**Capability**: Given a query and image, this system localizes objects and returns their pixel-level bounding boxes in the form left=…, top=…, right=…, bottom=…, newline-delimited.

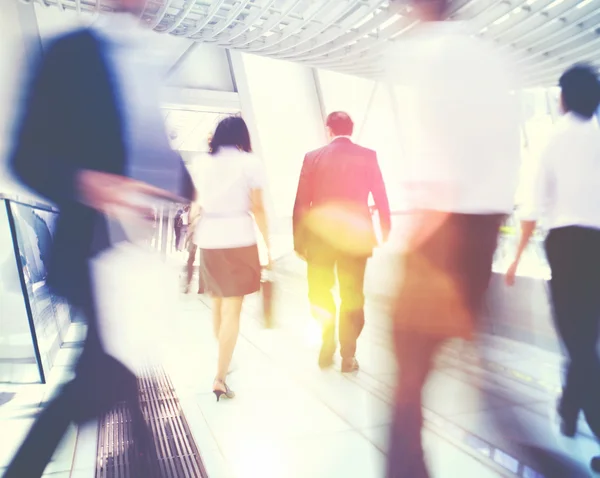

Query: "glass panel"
left=8, top=202, right=75, bottom=376
left=0, top=200, right=40, bottom=384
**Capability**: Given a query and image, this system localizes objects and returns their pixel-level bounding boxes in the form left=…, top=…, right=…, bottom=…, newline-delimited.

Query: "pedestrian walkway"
left=166, top=296, right=505, bottom=478
left=0, top=323, right=97, bottom=478
left=1, top=251, right=598, bottom=477
left=162, top=254, right=598, bottom=478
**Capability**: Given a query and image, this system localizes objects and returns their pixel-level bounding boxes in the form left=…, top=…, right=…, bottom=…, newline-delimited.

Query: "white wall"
left=34, top=4, right=235, bottom=93
left=0, top=1, right=41, bottom=199
left=231, top=52, right=326, bottom=218
left=166, top=44, right=236, bottom=93
left=317, top=69, right=407, bottom=211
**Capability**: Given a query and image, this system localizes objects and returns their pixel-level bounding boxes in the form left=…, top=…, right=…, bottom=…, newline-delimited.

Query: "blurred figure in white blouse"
left=192, top=116, right=271, bottom=402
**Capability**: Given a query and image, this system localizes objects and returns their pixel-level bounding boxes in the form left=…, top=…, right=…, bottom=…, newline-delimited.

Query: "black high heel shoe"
left=213, top=380, right=235, bottom=402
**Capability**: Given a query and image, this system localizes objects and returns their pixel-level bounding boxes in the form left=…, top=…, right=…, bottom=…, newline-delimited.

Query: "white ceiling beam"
left=24, top=0, right=599, bottom=88
left=273, top=3, right=394, bottom=60
left=245, top=1, right=347, bottom=53
left=215, top=0, right=278, bottom=45
left=224, top=0, right=305, bottom=48
left=504, top=3, right=600, bottom=55
left=256, top=1, right=370, bottom=56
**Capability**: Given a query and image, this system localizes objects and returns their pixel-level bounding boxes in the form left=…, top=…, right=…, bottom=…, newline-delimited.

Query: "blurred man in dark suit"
left=4, top=0, right=194, bottom=476
left=293, top=112, right=391, bottom=373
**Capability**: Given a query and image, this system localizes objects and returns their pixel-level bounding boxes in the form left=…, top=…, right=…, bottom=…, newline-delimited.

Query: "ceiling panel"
left=21, top=0, right=600, bottom=87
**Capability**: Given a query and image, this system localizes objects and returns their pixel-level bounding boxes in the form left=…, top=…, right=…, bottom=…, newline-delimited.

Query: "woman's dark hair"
left=209, top=116, right=252, bottom=155
left=559, top=64, right=600, bottom=119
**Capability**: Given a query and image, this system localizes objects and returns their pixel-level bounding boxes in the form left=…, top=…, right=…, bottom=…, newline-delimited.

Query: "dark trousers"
left=186, top=243, right=204, bottom=293
left=545, top=226, right=600, bottom=439
left=387, top=212, right=503, bottom=478
left=4, top=280, right=157, bottom=478
left=177, top=226, right=188, bottom=251
left=174, top=226, right=182, bottom=251
left=307, top=241, right=368, bottom=360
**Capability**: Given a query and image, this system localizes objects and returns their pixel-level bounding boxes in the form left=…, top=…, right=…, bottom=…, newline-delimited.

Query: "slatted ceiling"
left=26, top=0, right=600, bottom=86
left=96, top=367, right=208, bottom=478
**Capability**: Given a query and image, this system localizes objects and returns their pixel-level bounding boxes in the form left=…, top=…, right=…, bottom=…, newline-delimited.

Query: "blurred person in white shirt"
left=382, top=1, right=539, bottom=477
left=384, top=1, right=592, bottom=475
left=507, top=64, right=600, bottom=474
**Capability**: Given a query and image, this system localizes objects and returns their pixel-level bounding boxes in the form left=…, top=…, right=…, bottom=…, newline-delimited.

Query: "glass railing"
left=0, top=195, right=77, bottom=384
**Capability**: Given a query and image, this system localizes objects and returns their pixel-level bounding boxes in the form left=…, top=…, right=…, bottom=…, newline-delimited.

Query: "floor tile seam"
left=187, top=301, right=554, bottom=415
left=190, top=400, right=231, bottom=470
left=437, top=355, right=562, bottom=396
left=229, top=315, right=380, bottom=443
left=0, top=408, right=43, bottom=421
left=328, top=355, right=554, bottom=477
left=66, top=424, right=81, bottom=478
left=275, top=266, right=561, bottom=353
left=441, top=397, right=572, bottom=431
left=234, top=300, right=395, bottom=368
left=232, top=304, right=538, bottom=474
left=185, top=300, right=541, bottom=476
left=234, top=282, right=560, bottom=385
left=210, top=427, right=363, bottom=448
left=234, top=320, right=396, bottom=402
left=431, top=365, right=556, bottom=404
left=513, top=401, right=598, bottom=442
left=420, top=422, right=513, bottom=478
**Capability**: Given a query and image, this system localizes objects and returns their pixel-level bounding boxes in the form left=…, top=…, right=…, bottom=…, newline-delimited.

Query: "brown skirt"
left=200, top=245, right=261, bottom=298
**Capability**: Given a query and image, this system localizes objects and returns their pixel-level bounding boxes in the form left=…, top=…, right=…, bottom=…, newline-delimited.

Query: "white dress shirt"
left=383, top=21, right=521, bottom=214
left=92, top=14, right=178, bottom=189
left=193, top=148, right=267, bottom=249
left=520, top=113, right=600, bottom=231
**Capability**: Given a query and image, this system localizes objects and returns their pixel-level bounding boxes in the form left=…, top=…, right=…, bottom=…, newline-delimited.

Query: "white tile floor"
left=2, top=250, right=599, bottom=478
left=165, top=293, right=515, bottom=478
left=0, top=325, right=85, bottom=478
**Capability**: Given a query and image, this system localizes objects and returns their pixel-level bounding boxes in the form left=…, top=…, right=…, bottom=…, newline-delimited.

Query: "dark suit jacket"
left=293, top=137, right=391, bottom=258
left=10, top=29, right=194, bottom=306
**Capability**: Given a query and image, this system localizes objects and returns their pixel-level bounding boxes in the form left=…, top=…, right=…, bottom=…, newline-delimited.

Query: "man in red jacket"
left=293, top=111, right=391, bottom=373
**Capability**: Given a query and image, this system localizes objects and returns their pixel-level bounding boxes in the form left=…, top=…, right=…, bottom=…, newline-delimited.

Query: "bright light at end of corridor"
left=306, top=320, right=322, bottom=347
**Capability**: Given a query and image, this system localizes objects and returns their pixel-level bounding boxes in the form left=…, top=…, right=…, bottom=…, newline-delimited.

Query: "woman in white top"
left=506, top=64, right=600, bottom=472
left=192, top=116, right=271, bottom=401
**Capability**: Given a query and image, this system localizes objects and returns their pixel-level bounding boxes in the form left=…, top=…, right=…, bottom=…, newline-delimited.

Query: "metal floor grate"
left=96, top=367, right=208, bottom=478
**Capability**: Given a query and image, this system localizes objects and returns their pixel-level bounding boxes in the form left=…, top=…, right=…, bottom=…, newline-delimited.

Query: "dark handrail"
left=0, top=193, right=58, bottom=213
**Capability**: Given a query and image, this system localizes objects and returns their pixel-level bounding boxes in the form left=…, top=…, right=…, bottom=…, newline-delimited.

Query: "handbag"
left=261, top=268, right=274, bottom=328
left=90, top=202, right=181, bottom=375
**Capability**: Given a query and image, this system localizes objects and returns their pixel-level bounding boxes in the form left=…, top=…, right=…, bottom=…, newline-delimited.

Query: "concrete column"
left=0, top=0, right=42, bottom=198
left=229, top=51, right=326, bottom=219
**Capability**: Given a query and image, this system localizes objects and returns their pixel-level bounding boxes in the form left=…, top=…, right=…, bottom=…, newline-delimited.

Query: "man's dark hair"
left=326, top=112, right=354, bottom=137
left=209, top=116, right=252, bottom=155
left=559, top=64, right=600, bottom=119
